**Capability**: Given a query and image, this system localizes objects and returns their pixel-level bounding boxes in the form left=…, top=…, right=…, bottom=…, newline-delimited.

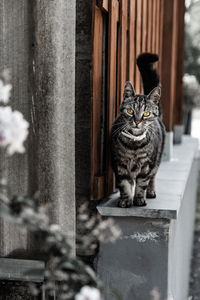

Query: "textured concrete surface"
left=163, top=131, right=173, bottom=161
left=96, top=136, right=199, bottom=300
left=30, top=0, right=76, bottom=241
left=189, top=171, right=200, bottom=300
left=96, top=217, right=170, bottom=300
left=98, top=136, right=198, bottom=220
left=168, top=157, right=199, bottom=300
left=0, top=0, right=76, bottom=251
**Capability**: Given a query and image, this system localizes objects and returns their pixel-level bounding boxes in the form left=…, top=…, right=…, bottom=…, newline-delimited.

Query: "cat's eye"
left=143, top=112, right=150, bottom=117
left=127, top=108, right=134, bottom=115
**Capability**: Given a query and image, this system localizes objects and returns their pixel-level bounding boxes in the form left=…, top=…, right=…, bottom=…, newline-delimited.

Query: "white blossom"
left=75, top=286, right=101, bottom=300
left=0, top=80, right=12, bottom=104
left=0, top=106, right=29, bottom=155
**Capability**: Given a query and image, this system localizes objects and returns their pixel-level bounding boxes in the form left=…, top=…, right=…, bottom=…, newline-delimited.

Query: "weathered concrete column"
left=30, top=0, right=76, bottom=243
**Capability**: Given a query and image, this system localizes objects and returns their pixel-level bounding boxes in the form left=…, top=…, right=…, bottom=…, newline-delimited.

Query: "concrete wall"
left=96, top=217, right=170, bottom=300
left=0, top=0, right=76, bottom=254
left=168, top=158, right=199, bottom=299
left=30, top=0, right=76, bottom=239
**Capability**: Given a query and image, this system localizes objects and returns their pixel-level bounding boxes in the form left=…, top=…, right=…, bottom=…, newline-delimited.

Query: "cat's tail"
left=136, top=53, right=160, bottom=95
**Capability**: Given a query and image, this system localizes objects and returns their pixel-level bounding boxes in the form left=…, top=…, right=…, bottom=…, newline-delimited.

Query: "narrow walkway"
left=189, top=171, right=200, bottom=300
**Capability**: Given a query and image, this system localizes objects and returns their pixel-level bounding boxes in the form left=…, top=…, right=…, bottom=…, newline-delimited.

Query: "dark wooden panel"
left=135, top=0, right=143, bottom=93
left=118, top=0, right=129, bottom=103
left=106, top=0, right=119, bottom=195
left=158, top=0, right=164, bottom=74
left=128, top=0, right=136, bottom=85
left=147, top=0, right=153, bottom=52
left=160, top=0, right=175, bottom=131
left=173, top=0, right=185, bottom=126
left=142, top=0, right=148, bottom=53
left=152, top=0, right=157, bottom=53
left=155, top=0, right=160, bottom=54
left=91, top=4, right=104, bottom=199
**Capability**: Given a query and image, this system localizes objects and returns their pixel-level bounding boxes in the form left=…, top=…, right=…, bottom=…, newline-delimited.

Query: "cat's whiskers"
left=112, top=123, right=129, bottom=137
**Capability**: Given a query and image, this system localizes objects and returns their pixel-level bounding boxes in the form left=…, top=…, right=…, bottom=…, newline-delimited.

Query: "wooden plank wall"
left=91, top=0, right=185, bottom=200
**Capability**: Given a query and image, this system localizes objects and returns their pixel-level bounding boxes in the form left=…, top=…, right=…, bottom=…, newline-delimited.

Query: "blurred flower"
left=150, top=288, right=160, bottom=300
left=0, top=106, right=29, bottom=155
left=75, top=286, right=102, bottom=300
left=0, top=80, right=12, bottom=104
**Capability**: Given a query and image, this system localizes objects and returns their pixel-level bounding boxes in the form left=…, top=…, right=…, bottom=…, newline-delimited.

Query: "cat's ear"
left=147, top=87, right=161, bottom=104
left=123, top=81, right=135, bottom=99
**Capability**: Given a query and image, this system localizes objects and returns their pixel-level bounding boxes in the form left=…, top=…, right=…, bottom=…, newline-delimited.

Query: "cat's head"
left=119, top=81, right=161, bottom=139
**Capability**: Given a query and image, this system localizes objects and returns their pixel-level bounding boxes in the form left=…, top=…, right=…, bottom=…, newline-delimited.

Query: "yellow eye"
left=127, top=108, right=134, bottom=115
left=144, top=112, right=150, bottom=117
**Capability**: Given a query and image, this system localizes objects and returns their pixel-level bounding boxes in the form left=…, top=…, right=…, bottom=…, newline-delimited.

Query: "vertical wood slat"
left=128, top=0, right=136, bottom=85
left=142, top=0, right=148, bottom=53
left=158, top=0, right=164, bottom=75
left=160, top=0, right=175, bottom=131
left=100, top=0, right=109, bottom=12
left=118, top=0, right=129, bottom=104
left=135, top=0, right=143, bottom=93
left=170, top=0, right=179, bottom=129
left=155, top=0, right=160, bottom=54
left=147, top=0, right=153, bottom=52
left=91, top=4, right=104, bottom=199
left=173, top=0, right=185, bottom=126
left=106, top=0, right=119, bottom=195
left=152, top=0, right=157, bottom=53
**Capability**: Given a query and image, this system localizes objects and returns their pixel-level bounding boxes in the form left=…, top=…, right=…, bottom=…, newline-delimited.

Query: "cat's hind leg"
left=146, top=176, right=156, bottom=198
left=118, top=179, right=133, bottom=208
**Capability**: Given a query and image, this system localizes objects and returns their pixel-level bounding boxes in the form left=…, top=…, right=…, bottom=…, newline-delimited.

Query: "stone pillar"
left=0, top=0, right=76, bottom=255
left=30, top=0, right=76, bottom=244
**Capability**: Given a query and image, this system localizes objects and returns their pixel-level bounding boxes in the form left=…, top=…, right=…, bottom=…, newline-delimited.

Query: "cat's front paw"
left=146, top=190, right=156, bottom=199
left=133, top=196, right=147, bottom=207
left=118, top=198, right=132, bottom=208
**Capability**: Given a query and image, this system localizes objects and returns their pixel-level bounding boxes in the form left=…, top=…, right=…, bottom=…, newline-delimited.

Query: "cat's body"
left=111, top=53, right=165, bottom=207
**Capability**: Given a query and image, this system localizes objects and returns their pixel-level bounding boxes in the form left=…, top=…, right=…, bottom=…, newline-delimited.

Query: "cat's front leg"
left=134, top=176, right=149, bottom=206
left=146, top=176, right=156, bottom=198
left=118, top=179, right=133, bottom=208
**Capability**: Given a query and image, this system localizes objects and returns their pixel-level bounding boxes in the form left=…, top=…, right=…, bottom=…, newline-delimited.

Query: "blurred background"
left=184, top=0, right=200, bottom=146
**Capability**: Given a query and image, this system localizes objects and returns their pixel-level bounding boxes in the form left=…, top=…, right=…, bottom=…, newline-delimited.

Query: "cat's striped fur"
left=111, top=53, right=165, bottom=207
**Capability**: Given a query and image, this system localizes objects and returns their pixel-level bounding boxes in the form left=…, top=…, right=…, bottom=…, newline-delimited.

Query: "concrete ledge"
left=97, top=136, right=199, bottom=220
left=0, top=258, right=44, bottom=282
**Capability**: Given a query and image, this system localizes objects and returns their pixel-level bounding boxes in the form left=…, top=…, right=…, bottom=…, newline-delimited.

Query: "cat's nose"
left=135, top=121, right=140, bottom=125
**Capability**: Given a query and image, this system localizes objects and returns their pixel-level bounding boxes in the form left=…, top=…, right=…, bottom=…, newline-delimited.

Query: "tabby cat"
left=111, top=53, right=165, bottom=207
